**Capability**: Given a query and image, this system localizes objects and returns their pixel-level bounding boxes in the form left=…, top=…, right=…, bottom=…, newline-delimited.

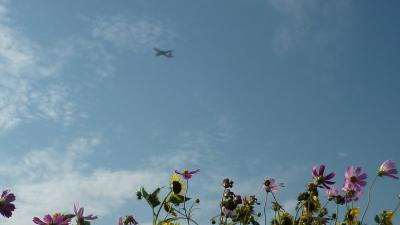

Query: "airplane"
left=154, top=47, right=174, bottom=58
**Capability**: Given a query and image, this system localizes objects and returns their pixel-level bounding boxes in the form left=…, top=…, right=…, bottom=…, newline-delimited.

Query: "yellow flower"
left=161, top=222, right=180, bottom=225
left=303, top=194, right=321, bottom=215
left=345, top=207, right=359, bottom=225
left=170, top=174, right=185, bottom=195
left=279, top=212, right=293, bottom=225
left=163, top=200, right=177, bottom=216
left=383, top=210, right=394, bottom=225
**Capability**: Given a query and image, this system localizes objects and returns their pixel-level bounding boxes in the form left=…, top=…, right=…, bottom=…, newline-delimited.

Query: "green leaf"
left=251, top=217, right=260, bottom=225
left=148, top=188, right=161, bottom=208
left=141, top=187, right=149, bottom=199
left=140, top=187, right=160, bottom=208
left=169, top=194, right=191, bottom=205
left=141, top=188, right=161, bottom=208
left=374, top=215, right=381, bottom=223
left=161, top=217, right=180, bottom=223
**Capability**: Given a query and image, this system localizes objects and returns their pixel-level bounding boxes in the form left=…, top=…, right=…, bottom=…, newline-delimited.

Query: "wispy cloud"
left=268, top=0, right=315, bottom=55
left=0, top=136, right=169, bottom=225
left=0, top=5, right=173, bottom=133
left=268, top=0, right=350, bottom=55
left=0, top=2, right=76, bottom=132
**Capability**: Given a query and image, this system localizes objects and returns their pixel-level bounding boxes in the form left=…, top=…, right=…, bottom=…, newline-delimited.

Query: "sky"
left=0, top=0, right=399, bottom=224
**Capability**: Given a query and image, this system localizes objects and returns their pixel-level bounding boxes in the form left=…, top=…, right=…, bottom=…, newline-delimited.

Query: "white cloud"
left=0, top=1, right=181, bottom=133
left=0, top=136, right=169, bottom=225
left=0, top=2, right=76, bottom=132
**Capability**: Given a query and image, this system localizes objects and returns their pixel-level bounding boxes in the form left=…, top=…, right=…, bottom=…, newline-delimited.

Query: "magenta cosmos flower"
left=33, top=213, right=71, bottom=225
left=344, top=166, right=367, bottom=191
left=175, top=169, right=200, bottom=180
left=378, top=160, right=398, bottom=179
left=262, top=178, right=284, bottom=193
left=0, top=189, right=16, bottom=218
left=312, top=165, right=335, bottom=189
left=73, top=203, right=97, bottom=223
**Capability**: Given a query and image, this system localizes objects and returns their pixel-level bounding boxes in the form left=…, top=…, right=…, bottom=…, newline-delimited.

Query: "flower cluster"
left=135, top=169, right=201, bottom=225
left=33, top=203, right=97, bottom=225
left=212, top=180, right=260, bottom=225
left=2, top=160, right=399, bottom=225
left=210, top=160, right=399, bottom=225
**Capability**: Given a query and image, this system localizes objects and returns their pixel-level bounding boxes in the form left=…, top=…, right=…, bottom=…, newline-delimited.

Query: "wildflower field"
left=1, top=160, right=399, bottom=225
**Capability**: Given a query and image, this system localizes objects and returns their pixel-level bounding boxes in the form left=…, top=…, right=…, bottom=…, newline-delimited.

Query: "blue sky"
left=0, top=0, right=399, bottom=224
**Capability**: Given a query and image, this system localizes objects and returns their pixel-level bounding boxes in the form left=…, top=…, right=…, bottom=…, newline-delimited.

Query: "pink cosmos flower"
left=0, top=189, right=16, bottom=218
left=244, top=195, right=257, bottom=205
left=378, top=160, right=398, bottom=179
left=73, top=203, right=97, bottom=223
left=312, top=165, right=335, bottom=189
left=342, top=186, right=363, bottom=202
left=325, top=186, right=340, bottom=198
left=33, top=213, right=71, bottom=225
left=262, top=178, right=284, bottom=193
left=118, top=217, right=123, bottom=225
left=344, top=166, right=367, bottom=191
left=174, top=169, right=200, bottom=180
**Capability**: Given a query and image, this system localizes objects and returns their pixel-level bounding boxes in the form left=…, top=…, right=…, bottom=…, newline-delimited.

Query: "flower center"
left=316, top=176, right=324, bottom=184
left=346, top=189, right=356, bottom=197
left=172, top=181, right=182, bottom=194
left=349, top=176, right=357, bottom=183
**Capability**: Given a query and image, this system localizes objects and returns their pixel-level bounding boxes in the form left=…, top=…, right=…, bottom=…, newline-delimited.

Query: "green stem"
left=183, top=179, right=190, bottom=225
left=271, top=192, right=284, bottom=211
left=360, top=175, right=378, bottom=224
left=168, top=216, right=200, bottom=225
left=152, top=208, right=156, bottom=225
left=264, top=193, right=269, bottom=225
left=219, top=189, right=226, bottom=225
left=335, top=204, right=339, bottom=225
left=155, top=191, right=172, bottom=222
left=293, top=203, right=303, bottom=225
left=318, top=200, right=329, bottom=215
left=174, top=208, right=200, bottom=225
left=394, top=200, right=400, bottom=214
left=307, top=196, right=310, bottom=223
left=271, top=191, right=284, bottom=220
